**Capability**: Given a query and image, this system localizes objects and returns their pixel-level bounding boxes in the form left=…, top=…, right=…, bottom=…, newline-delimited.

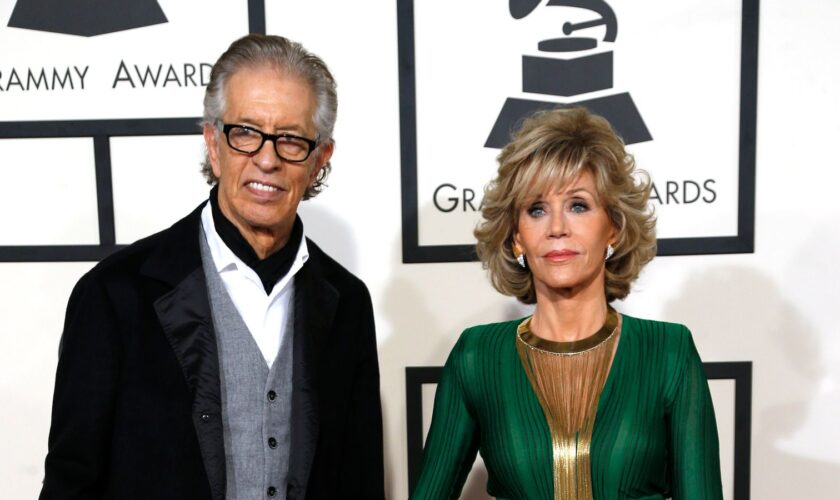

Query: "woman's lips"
left=543, top=249, right=578, bottom=261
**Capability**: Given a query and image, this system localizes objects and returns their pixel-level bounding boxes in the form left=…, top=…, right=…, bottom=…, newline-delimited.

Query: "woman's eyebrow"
left=561, top=187, right=594, bottom=196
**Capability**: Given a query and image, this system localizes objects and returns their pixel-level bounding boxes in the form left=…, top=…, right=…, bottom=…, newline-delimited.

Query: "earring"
left=513, top=245, right=526, bottom=268
left=605, top=244, right=615, bottom=261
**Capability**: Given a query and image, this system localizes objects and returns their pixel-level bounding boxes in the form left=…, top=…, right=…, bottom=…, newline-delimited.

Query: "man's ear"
left=203, top=124, right=222, bottom=178
left=310, top=140, right=334, bottom=185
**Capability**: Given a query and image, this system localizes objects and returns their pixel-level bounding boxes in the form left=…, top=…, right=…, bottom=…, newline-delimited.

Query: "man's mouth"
left=246, top=181, right=280, bottom=192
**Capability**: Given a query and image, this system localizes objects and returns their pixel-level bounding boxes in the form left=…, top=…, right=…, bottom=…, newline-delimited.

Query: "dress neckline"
left=517, top=306, right=620, bottom=355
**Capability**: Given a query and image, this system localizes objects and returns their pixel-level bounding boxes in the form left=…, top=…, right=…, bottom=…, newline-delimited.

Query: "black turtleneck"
left=209, top=186, right=303, bottom=294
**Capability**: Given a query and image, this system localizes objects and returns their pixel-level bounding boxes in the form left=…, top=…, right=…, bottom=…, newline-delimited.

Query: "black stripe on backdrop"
left=0, top=0, right=267, bottom=263
left=0, top=118, right=200, bottom=262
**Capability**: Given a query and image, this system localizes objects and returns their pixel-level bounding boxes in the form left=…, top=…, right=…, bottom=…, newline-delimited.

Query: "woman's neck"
left=530, top=287, right=609, bottom=342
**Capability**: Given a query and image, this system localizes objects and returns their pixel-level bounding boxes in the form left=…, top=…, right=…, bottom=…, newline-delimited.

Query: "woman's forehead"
left=517, top=162, right=597, bottom=201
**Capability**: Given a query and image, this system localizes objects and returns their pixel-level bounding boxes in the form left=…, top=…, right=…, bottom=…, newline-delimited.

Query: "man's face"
left=204, top=66, right=333, bottom=250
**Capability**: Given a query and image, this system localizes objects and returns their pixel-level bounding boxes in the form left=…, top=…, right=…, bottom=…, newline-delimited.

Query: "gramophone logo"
left=486, top=0, right=652, bottom=148
left=7, top=0, right=167, bottom=36
left=397, top=0, right=759, bottom=263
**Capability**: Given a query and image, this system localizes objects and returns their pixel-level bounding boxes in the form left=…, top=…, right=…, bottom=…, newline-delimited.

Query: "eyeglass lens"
left=227, top=126, right=311, bottom=161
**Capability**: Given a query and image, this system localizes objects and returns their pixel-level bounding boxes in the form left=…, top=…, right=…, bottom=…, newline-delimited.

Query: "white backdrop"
left=1, top=0, right=839, bottom=498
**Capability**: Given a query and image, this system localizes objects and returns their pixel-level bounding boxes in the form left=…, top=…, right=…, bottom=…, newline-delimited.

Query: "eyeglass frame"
left=219, top=122, right=320, bottom=163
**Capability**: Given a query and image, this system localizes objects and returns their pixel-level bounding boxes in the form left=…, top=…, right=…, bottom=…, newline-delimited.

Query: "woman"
left=411, top=108, right=723, bottom=499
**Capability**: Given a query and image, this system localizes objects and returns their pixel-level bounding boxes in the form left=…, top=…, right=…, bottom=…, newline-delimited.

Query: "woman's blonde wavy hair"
left=474, top=107, right=656, bottom=304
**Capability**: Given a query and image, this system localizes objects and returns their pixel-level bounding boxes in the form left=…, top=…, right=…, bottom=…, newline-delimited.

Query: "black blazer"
left=40, top=204, right=385, bottom=500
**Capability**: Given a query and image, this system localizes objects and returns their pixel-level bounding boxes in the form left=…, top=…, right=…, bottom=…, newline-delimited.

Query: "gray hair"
left=200, top=34, right=337, bottom=200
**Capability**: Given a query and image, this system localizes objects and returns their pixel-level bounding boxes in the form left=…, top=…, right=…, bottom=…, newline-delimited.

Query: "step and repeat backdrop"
left=399, top=0, right=755, bottom=262
left=2, top=1, right=839, bottom=498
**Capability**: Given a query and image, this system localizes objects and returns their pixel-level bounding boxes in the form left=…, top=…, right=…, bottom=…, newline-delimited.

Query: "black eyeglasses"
left=221, top=123, right=319, bottom=163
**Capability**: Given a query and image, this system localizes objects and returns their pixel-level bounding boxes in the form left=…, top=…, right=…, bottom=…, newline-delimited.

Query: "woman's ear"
left=608, top=220, right=619, bottom=247
left=512, top=233, right=523, bottom=256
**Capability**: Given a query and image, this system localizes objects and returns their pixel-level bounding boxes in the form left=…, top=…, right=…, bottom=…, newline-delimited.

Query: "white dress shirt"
left=200, top=202, right=309, bottom=367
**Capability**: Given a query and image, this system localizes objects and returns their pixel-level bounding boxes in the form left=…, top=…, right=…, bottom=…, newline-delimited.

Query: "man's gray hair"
left=201, top=34, right=337, bottom=200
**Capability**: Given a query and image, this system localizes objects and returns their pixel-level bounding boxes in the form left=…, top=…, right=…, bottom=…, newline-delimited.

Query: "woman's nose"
left=548, top=211, right=568, bottom=238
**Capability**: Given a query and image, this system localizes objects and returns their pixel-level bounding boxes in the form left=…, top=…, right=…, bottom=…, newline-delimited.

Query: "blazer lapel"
left=142, top=204, right=226, bottom=500
left=287, top=247, right=339, bottom=500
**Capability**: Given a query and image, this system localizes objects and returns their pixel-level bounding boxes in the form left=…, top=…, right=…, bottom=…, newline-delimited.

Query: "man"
left=40, top=34, right=384, bottom=500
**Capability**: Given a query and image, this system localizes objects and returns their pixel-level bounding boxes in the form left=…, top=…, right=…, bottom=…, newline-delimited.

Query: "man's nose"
left=252, top=139, right=282, bottom=170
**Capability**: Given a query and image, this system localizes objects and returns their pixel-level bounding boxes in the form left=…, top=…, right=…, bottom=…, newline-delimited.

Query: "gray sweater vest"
left=200, top=233, right=294, bottom=500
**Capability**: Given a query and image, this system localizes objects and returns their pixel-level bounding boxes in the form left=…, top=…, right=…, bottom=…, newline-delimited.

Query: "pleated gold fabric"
left=515, top=310, right=620, bottom=500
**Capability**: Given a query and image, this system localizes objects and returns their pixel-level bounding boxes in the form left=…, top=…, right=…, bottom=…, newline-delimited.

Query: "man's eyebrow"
left=234, top=118, right=308, bottom=134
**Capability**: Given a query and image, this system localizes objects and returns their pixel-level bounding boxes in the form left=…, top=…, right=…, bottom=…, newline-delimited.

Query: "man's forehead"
left=226, top=68, right=311, bottom=98
left=225, top=64, right=307, bottom=92
left=222, top=66, right=316, bottom=128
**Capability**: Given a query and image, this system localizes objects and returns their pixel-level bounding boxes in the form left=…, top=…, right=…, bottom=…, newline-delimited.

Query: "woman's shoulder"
left=449, top=317, right=524, bottom=357
left=620, top=314, right=700, bottom=362
left=620, top=313, right=701, bottom=376
left=622, top=314, right=692, bottom=341
left=463, top=317, right=524, bottom=335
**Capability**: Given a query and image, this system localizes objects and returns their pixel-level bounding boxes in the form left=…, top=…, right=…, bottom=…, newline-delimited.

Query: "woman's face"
left=514, top=170, right=615, bottom=300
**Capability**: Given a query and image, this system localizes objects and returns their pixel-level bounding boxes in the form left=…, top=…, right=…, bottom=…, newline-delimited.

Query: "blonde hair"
left=474, top=107, right=656, bottom=303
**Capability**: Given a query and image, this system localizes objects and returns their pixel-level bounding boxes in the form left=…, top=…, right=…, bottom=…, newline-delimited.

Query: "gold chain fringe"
left=515, top=309, right=621, bottom=500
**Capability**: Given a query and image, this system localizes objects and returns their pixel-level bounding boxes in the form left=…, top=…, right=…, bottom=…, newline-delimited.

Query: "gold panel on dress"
left=515, top=308, right=621, bottom=500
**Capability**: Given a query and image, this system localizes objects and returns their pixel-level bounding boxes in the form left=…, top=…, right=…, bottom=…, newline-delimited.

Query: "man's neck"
left=208, top=187, right=303, bottom=294
left=241, top=227, right=290, bottom=260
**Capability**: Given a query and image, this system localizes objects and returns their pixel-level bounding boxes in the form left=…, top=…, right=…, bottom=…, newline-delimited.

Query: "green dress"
left=411, top=314, right=723, bottom=500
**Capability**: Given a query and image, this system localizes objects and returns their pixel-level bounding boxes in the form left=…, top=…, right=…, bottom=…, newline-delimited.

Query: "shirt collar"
left=200, top=201, right=309, bottom=292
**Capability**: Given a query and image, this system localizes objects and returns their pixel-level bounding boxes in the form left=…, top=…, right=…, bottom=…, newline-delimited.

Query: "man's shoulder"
left=82, top=204, right=204, bottom=286
left=304, top=238, right=368, bottom=294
